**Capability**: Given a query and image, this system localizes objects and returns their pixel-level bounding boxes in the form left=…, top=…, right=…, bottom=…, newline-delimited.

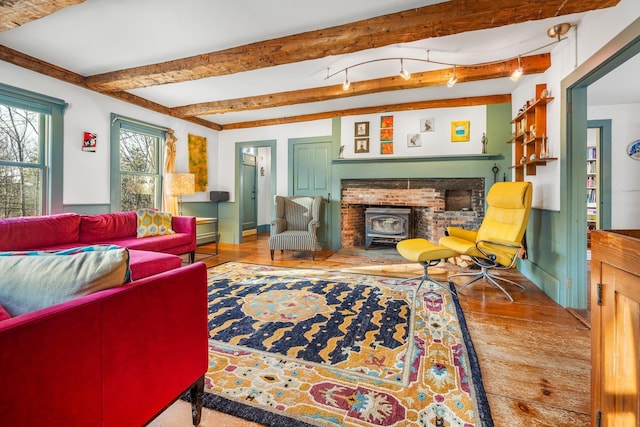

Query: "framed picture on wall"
left=355, top=137, right=369, bottom=153
left=420, top=118, right=435, bottom=132
left=355, top=122, right=369, bottom=137
left=451, top=121, right=470, bottom=142
left=407, top=133, right=421, bottom=147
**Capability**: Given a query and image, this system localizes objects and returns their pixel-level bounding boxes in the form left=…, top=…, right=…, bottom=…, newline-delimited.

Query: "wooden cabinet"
left=508, top=83, right=557, bottom=181
left=591, top=229, right=640, bottom=427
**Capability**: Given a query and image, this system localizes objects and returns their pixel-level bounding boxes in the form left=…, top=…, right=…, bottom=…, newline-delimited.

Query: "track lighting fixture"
left=399, top=58, right=411, bottom=80
left=342, top=69, right=350, bottom=90
left=510, top=56, right=523, bottom=81
left=325, top=24, right=573, bottom=89
left=447, top=65, right=457, bottom=88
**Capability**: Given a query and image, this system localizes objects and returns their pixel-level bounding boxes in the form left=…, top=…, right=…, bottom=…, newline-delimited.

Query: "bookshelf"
left=507, top=83, right=557, bottom=181
left=587, top=145, right=598, bottom=246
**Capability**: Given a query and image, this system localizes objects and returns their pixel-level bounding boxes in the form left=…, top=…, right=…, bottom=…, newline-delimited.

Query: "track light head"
left=510, top=56, right=523, bottom=81
left=399, top=59, right=411, bottom=80
left=342, top=69, right=350, bottom=90
left=447, top=66, right=457, bottom=87
left=547, top=23, right=571, bottom=41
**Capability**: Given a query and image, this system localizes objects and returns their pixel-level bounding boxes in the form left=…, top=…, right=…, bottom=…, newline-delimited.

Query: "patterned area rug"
left=195, top=262, right=493, bottom=426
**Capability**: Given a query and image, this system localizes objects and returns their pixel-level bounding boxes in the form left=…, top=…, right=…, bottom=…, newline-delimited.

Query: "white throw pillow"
left=0, top=245, right=130, bottom=316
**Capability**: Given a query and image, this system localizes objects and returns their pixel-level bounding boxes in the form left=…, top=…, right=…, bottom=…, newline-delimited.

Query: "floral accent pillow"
left=136, top=209, right=175, bottom=238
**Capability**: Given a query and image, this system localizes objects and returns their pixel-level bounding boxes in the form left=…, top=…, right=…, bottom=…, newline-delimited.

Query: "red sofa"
left=0, top=262, right=208, bottom=426
left=0, top=212, right=197, bottom=280
left=0, top=212, right=208, bottom=425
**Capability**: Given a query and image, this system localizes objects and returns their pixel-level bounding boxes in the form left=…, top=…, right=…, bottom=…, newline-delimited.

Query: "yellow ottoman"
left=396, top=238, right=457, bottom=292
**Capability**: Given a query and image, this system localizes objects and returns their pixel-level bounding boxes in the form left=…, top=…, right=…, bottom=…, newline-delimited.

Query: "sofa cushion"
left=0, top=213, right=81, bottom=251
left=105, top=233, right=193, bottom=253
left=0, top=245, right=130, bottom=316
left=127, top=249, right=182, bottom=280
left=80, top=212, right=137, bottom=243
left=136, top=209, right=175, bottom=238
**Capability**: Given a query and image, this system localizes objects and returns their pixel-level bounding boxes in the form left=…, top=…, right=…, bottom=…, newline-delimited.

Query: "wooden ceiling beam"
left=0, top=0, right=85, bottom=32
left=171, top=54, right=549, bottom=117
left=0, top=45, right=223, bottom=131
left=85, top=0, right=618, bottom=92
left=221, top=94, right=511, bottom=130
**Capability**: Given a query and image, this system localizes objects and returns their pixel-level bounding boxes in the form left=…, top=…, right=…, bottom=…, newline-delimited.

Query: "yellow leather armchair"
left=397, top=181, right=532, bottom=302
left=439, top=181, right=532, bottom=301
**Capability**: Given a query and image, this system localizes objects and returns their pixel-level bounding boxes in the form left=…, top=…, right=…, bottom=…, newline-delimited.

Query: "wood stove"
left=365, top=207, right=411, bottom=249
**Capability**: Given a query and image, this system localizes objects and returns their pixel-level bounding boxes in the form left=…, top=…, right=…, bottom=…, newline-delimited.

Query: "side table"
left=195, top=217, right=218, bottom=256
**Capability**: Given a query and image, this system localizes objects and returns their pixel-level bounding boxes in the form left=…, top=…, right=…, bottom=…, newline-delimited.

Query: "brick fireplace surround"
left=340, top=178, right=485, bottom=248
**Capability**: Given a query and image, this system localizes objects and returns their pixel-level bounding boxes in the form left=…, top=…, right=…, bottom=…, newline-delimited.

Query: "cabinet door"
left=595, top=263, right=640, bottom=426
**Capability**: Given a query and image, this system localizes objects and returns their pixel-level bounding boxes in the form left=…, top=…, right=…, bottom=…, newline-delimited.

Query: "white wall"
left=340, top=106, right=487, bottom=159
left=0, top=61, right=220, bottom=206
left=510, top=0, right=640, bottom=210
left=589, top=103, right=640, bottom=228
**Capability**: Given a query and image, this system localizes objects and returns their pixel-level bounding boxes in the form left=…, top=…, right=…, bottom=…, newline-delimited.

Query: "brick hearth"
left=340, top=178, right=485, bottom=248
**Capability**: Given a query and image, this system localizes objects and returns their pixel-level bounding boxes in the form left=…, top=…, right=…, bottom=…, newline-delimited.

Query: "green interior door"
left=292, top=141, right=332, bottom=248
left=241, top=153, right=257, bottom=231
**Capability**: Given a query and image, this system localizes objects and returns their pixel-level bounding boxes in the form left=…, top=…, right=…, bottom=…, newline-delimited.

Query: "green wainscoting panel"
left=519, top=207, right=565, bottom=303
left=180, top=201, right=218, bottom=218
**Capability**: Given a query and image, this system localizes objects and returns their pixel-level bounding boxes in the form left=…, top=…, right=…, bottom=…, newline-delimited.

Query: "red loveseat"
left=0, top=261, right=209, bottom=426
left=0, top=211, right=197, bottom=280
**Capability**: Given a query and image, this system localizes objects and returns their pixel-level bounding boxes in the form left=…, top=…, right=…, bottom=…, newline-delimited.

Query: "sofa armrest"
left=172, top=216, right=197, bottom=259
left=101, top=262, right=208, bottom=426
left=172, top=215, right=196, bottom=236
left=271, top=218, right=286, bottom=234
left=308, top=219, right=319, bottom=233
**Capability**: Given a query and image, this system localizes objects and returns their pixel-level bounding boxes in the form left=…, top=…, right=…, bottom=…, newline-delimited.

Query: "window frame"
left=0, top=83, right=67, bottom=216
left=109, top=113, right=167, bottom=212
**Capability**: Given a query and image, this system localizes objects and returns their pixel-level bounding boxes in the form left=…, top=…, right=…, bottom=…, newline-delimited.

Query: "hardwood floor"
left=149, top=234, right=591, bottom=427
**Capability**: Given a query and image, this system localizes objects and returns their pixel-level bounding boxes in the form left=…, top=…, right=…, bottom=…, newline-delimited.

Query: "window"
left=110, top=114, right=166, bottom=211
left=0, top=84, right=66, bottom=218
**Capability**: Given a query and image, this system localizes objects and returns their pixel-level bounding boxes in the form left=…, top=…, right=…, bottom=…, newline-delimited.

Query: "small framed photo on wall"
left=420, top=118, right=435, bottom=132
left=407, top=133, right=421, bottom=147
left=355, top=138, right=369, bottom=153
left=82, top=132, right=97, bottom=152
left=355, top=122, right=369, bottom=137
left=451, top=121, right=470, bottom=142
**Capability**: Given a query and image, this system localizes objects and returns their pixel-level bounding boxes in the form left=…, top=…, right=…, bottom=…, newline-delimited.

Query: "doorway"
left=241, top=152, right=257, bottom=235
left=564, top=19, right=639, bottom=312
left=235, top=141, right=276, bottom=243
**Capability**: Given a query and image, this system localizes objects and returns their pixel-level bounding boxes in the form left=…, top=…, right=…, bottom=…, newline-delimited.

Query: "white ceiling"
left=0, top=0, right=634, bottom=127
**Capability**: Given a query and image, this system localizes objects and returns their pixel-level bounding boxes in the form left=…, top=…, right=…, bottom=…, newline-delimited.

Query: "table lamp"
left=165, top=173, right=195, bottom=215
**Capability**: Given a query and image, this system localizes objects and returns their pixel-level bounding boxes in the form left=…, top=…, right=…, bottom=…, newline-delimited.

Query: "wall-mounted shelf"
left=332, top=153, right=503, bottom=164
left=508, top=83, right=556, bottom=181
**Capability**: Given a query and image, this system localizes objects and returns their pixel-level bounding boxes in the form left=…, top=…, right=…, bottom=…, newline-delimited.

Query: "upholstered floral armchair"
left=269, top=195, right=322, bottom=260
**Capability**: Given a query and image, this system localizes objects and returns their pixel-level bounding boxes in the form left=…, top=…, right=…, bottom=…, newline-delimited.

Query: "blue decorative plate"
left=628, top=139, right=640, bottom=160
